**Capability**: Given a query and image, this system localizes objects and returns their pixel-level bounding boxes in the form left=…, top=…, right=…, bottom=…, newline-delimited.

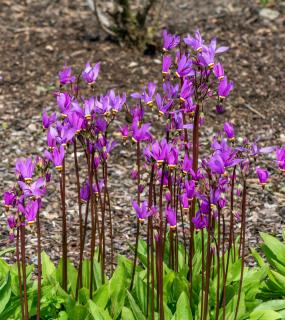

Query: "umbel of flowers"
left=2, top=29, right=284, bottom=320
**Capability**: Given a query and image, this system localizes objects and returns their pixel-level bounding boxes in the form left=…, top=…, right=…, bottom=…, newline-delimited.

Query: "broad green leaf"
left=250, top=309, right=281, bottom=320
left=93, top=283, right=109, bottom=309
left=127, top=290, right=145, bottom=320
left=42, top=251, right=56, bottom=283
left=134, top=273, right=147, bottom=315
left=109, top=264, right=126, bottom=318
left=260, top=233, right=285, bottom=266
left=0, top=273, right=11, bottom=315
left=88, top=299, right=112, bottom=320
left=254, top=300, right=285, bottom=311
left=174, top=291, right=192, bottom=320
left=68, top=304, right=89, bottom=320
left=122, top=307, right=135, bottom=320
left=251, top=248, right=265, bottom=267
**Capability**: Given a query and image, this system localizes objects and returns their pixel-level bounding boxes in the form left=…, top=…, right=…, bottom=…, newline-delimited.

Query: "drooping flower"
left=7, top=215, right=16, bottom=241
left=18, top=177, right=46, bottom=198
left=18, top=199, right=41, bottom=225
left=132, top=123, right=152, bottom=143
left=142, top=82, right=156, bottom=107
left=185, top=180, right=195, bottom=200
left=184, top=30, right=204, bottom=52
left=132, top=200, right=150, bottom=222
left=56, top=92, right=72, bottom=116
left=15, top=158, right=35, bottom=183
left=162, top=55, right=172, bottom=75
left=42, top=111, right=57, bottom=129
left=276, top=147, right=285, bottom=172
left=80, top=181, right=90, bottom=202
left=215, top=104, right=224, bottom=114
left=208, top=154, right=225, bottom=175
left=162, top=30, right=180, bottom=51
left=3, top=191, right=16, bottom=208
left=213, top=63, right=225, bottom=80
left=68, top=111, right=85, bottom=133
left=58, top=65, right=76, bottom=85
left=175, top=54, right=193, bottom=78
left=192, top=212, right=208, bottom=230
left=156, top=94, right=173, bottom=116
left=180, top=78, right=193, bottom=102
left=82, top=62, right=101, bottom=85
left=120, top=125, right=129, bottom=140
left=166, top=206, right=176, bottom=229
left=218, top=77, right=234, bottom=99
left=224, top=122, right=235, bottom=141
left=44, top=145, right=65, bottom=171
left=256, top=167, right=269, bottom=186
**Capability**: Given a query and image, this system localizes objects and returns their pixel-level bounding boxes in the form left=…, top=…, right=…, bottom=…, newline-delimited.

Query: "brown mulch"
left=0, top=0, right=285, bottom=267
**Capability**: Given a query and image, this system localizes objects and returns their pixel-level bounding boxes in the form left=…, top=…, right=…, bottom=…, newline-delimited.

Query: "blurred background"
left=0, top=0, right=284, bottom=261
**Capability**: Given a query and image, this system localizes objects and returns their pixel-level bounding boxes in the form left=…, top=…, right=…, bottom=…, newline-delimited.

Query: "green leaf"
left=93, top=283, right=109, bottom=309
left=0, top=248, right=15, bottom=257
left=134, top=273, right=147, bottom=315
left=250, top=309, right=281, bottom=320
left=109, top=265, right=126, bottom=318
left=260, top=233, right=285, bottom=266
left=0, top=273, right=11, bottom=315
left=88, top=299, right=112, bottom=320
left=42, top=251, right=56, bottom=283
left=254, top=300, right=285, bottom=311
left=122, top=307, right=135, bottom=320
left=174, top=291, right=192, bottom=320
left=127, top=290, right=145, bottom=320
left=68, top=304, right=89, bottom=320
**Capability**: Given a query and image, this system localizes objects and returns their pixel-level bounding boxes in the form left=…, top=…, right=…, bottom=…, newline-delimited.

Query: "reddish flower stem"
left=36, top=211, right=42, bottom=320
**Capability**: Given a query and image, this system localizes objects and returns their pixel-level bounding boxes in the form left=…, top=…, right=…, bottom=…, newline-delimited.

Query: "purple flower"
left=42, top=111, right=57, bottom=129
left=132, top=200, right=150, bottom=222
left=181, top=193, right=189, bottom=211
left=215, top=104, right=225, bottom=114
left=180, top=78, right=193, bottom=102
left=182, top=154, right=192, bottom=174
left=120, top=125, right=129, bottom=140
left=58, top=65, right=76, bottom=85
left=175, top=55, right=193, bottom=78
left=256, top=167, right=269, bottom=186
left=184, top=30, right=204, bottom=52
left=80, top=181, right=90, bottom=202
left=82, top=62, right=101, bottom=85
left=3, top=191, right=16, bottom=208
left=15, top=158, right=35, bottom=183
left=162, top=55, right=172, bottom=75
left=132, top=122, right=152, bottom=143
left=167, top=147, right=178, bottom=169
left=150, top=139, right=170, bottom=164
left=44, top=145, right=65, bottom=171
left=7, top=215, right=16, bottom=241
left=57, top=92, right=72, bottom=116
left=218, top=77, right=234, bottom=99
left=18, top=177, right=46, bottom=198
left=276, top=147, right=285, bottom=172
left=162, top=30, right=180, bottom=51
left=142, top=82, right=156, bottom=107
left=208, top=154, right=225, bottom=175
left=47, top=126, right=57, bottom=149
left=18, top=199, right=41, bottom=225
left=68, top=111, right=84, bottom=133
left=192, top=212, right=208, bottom=230
left=213, top=63, right=225, bottom=80
left=156, top=94, right=173, bottom=116
left=185, top=180, right=195, bottom=200
left=224, top=122, right=235, bottom=141
left=166, top=206, right=176, bottom=229
left=56, top=123, right=76, bottom=146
